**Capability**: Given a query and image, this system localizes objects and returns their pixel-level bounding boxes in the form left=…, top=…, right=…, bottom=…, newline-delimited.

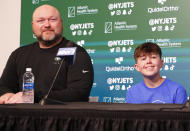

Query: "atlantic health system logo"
left=68, top=6, right=98, bottom=18
left=105, top=22, right=112, bottom=33
left=105, top=21, right=137, bottom=34
left=68, top=7, right=75, bottom=18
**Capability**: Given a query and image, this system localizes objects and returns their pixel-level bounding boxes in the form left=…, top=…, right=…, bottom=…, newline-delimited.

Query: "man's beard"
left=37, top=33, right=62, bottom=47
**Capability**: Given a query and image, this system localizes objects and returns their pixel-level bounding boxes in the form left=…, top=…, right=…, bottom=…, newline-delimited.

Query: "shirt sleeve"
left=0, top=50, right=19, bottom=96
left=174, top=86, right=188, bottom=104
left=126, top=87, right=135, bottom=103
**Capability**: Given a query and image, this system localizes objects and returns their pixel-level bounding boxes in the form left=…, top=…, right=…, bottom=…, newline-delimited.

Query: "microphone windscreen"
left=56, top=47, right=77, bottom=65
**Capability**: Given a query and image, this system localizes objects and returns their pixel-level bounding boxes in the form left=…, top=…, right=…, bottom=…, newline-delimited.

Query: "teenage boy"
left=126, top=42, right=187, bottom=104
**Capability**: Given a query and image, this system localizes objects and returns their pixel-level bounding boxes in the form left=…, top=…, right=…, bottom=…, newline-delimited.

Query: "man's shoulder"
left=72, top=42, right=87, bottom=53
left=62, top=38, right=86, bottom=53
left=13, top=42, right=37, bottom=53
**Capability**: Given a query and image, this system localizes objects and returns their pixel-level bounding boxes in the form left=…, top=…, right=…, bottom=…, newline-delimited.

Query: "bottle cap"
left=26, top=68, right=32, bottom=72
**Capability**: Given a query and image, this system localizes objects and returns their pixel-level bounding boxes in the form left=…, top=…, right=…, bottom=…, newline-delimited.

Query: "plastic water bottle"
left=22, top=68, right=34, bottom=103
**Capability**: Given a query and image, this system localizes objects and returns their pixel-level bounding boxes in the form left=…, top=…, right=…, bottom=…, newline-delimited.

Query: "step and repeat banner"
left=21, top=0, right=190, bottom=103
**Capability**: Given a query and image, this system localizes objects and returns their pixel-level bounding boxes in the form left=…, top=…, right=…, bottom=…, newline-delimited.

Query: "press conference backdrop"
left=21, top=0, right=190, bottom=103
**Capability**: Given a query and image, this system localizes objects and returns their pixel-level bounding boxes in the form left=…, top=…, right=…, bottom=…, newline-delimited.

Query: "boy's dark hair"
left=134, top=42, right=162, bottom=62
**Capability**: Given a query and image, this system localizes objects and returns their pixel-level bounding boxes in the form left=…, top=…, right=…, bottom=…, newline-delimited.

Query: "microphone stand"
left=39, top=58, right=65, bottom=105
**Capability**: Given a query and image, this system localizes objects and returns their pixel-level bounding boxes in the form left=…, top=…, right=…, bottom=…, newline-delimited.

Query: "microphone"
left=57, top=47, right=77, bottom=65
left=39, top=47, right=77, bottom=105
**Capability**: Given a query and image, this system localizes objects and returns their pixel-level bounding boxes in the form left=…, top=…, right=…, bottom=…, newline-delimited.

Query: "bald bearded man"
left=0, top=4, right=94, bottom=104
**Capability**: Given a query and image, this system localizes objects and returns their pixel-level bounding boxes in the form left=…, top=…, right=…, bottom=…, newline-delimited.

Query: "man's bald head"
left=32, top=4, right=61, bottom=21
left=32, top=4, right=63, bottom=48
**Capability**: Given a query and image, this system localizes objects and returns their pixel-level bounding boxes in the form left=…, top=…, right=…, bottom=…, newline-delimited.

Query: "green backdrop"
left=21, top=0, right=190, bottom=102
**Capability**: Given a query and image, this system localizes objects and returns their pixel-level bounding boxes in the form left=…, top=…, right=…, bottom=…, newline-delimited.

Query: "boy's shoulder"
left=129, top=81, right=145, bottom=92
left=133, top=81, right=144, bottom=88
left=164, top=78, right=183, bottom=89
left=157, top=78, right=185, bottom=94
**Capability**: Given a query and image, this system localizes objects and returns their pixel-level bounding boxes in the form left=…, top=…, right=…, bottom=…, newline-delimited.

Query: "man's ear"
left=134, top=64, right=140, bottom=72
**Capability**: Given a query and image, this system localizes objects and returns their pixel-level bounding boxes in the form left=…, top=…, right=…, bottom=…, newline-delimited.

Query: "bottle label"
left=23, top=83, right=34, bottom=90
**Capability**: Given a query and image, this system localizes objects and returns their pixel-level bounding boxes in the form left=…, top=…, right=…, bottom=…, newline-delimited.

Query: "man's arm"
left=0, top=50, right=20, bottom=101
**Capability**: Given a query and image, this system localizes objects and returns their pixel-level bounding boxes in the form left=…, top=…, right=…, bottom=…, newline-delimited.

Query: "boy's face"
left=134, top=53, right=164, bottom=77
